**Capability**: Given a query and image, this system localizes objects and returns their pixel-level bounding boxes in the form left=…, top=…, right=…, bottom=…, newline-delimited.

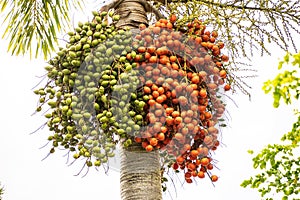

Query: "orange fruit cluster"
left=126, top=15, right=230, bottom=183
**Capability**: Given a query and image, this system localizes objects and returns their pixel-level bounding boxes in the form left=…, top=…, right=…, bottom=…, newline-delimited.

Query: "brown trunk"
left=120, top=144, right=162, bottom=200
left=114, top=1, right=162, bottom=199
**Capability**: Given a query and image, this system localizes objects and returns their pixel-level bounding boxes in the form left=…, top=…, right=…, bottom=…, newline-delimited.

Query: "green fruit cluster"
left=34, top=10, right=142, bottom=167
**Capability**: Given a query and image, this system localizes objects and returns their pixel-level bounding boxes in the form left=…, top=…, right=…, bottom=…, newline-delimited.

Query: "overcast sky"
left=0, top=3, right=298, bottom=200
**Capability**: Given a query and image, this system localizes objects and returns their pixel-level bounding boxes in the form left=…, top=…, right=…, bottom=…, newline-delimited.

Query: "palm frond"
left=0, top=0, right=84, bottom=60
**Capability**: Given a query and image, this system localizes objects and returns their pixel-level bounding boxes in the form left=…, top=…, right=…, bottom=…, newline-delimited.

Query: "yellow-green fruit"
left=94, top=160, right=101, bottom=166
left=86, top=161, right=93, bottom=167
left=52, top=117, right=61, bottom=124
left=73, top=153, right=80, bottom=159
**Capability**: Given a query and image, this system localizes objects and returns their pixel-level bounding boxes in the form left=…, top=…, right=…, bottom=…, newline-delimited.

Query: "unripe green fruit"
left=52, top=117, right=61, bottom=124
left=101, top=80, right=109, bottom=87
left=86, top=161, right=92, bottom=167
left=72, top=113, right=83, bottom=120
left=92, top=39, right=99, bottom=46
left=133, top=124, right=140, bottom=131
left=48, top=135, right=54, bottom=140
left=75, top=134, right=83, bottom=139
left=83, top=112, right=91, bottom=119
left=65, top=133, right=72, bottom=140
left=117, top=128, right=125, bottom=135
left=62, top=106, right=69, bottom=112
left=106, top=48, right=113, bottom=56
left=91, top=130, right=98, bottom=136
left=135, top=115, right=143, bottom=121
left=67, top=125, right=74, bottom=132
left=48, top=101, right=57, bottom=107
left=39, top=97, right=45, bottom=103
left=85, top=139, right=93, bottom=145
left=126, top=126, right=132, bottom=133
left=53, top=141, right=58, bottom=147
left=129, top=111, right=136, bottom=117
left=69, top=51, right=77, bottom=58
left=94, top=160, right=101, bottom=166
left=94, top=103, right=100, bottom=111
left=101, top=123, right=108, bottom=129
left=82, top=125, right=88, bottom=133
left=45, top=113, right=52, bottom=118
left=138, top=101, right=146, bottom=109
left=100, top=116, right=108, bottom=123
left=110, top=79, right=117, bottom=86
left=100, top=34, right=106, bottom=40
left=106, top=111, right=112, bottom=118
left=65, top=97, right=72, bottom=105
left=83, top=44, right=90, bottom=50
left=73, top=153, right=80, bottom=159
left=92, top=10, right=99, bottom=16
left=112, top=15, right=120, bottom=21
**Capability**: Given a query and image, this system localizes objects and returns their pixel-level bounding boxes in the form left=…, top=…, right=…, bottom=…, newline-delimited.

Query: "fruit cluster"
left=34, top=11, right=231, bottom=185
left=123, top=16, right=230, bottom=183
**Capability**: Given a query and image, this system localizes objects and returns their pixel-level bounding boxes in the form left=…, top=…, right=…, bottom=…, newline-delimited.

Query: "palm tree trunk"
left=120, top=144, right=162, bottom=200
left=114, top=1, right=162, bottom=199
left=114, top=0, right=149, bottom=31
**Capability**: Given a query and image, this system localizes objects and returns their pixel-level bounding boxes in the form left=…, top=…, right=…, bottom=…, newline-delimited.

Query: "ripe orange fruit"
left=149, top=56, right=158, bottom=63
left=153, top=26, right=161, bottom=34
left=157, top=132, right=165, bottom=141
left=174, top=132, right=184, bottom=140
left=149, top=138, right=158, bottom=146
left=147, top=46, right=156, bottom=54
left=219, top=70, right=227, bottom=78
left=137, top=46, right=146, bottom=53
left=211, top=175, right=218, bottom=182
left=190, top=150, right=199, bottom=157
left=197, top=171, right=205, bottom=178
left=139, top=24, right=146, bottom=30
left=174, top=116, right=182, bottom=124
left=211, top=30, right=218, bottom=38
left=134, top=137, right=142, bottom=143
left=201, top=157, right=210, bottom=166
left=143, top=86, right=151, bottom=94
left=224, top=84, right=231, bottom=91
left=199, top=88, right=207, bottom=98
left=221, top=54, right=229, bottom=62
left=145, top=144, right=153, bottom=152
left=187, top=163, right=196, bottom=170
left=207, top=163, right=214, bottom=170
left=173, top=162, right=179, bottom=170
left=191, top=75, right=200, bottom=84
left=170, top=14, right=177, bottom=23
left=171, top=111, right=180, bottom=118
left=176, top=156, right=184, bottom=164
left=142, top=141, right=149, bottom=148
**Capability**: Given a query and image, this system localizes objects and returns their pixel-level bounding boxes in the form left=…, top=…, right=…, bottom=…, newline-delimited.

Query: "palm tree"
left=1, top=1, right=299, bottom=200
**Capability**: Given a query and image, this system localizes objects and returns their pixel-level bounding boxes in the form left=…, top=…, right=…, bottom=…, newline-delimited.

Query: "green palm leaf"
left=0, top=0, right=83, bottom=60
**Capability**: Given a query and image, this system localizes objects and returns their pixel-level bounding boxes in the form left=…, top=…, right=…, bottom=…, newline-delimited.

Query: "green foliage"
left=241, top=53, right=300, bottom=199
left=1, top=0, right=300, bottom=61
left=157, top=0, right=300, bottom=59
left=152, top=0, right=300, bottom=96
left=0, top=0, right=83, bottom=59
left=262, top=52, right=300, bottom=108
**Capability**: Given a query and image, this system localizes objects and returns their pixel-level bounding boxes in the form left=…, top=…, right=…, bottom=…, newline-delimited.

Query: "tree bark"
left=113, top=1, right=163, bottom=199
left=114, top=0, right=149, bottom=31
left=120, top=144, right=162, bottom=200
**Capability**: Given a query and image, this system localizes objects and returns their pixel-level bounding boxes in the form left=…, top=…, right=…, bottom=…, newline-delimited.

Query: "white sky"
left=0, top=3, right=298, bottom=200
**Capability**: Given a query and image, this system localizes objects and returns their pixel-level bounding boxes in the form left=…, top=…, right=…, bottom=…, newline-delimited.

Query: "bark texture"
left=114, top=1, right=163, bottom=199
left=120, top=144, right=162, bottom=200
left=114, top=0, right=149, bottom=31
